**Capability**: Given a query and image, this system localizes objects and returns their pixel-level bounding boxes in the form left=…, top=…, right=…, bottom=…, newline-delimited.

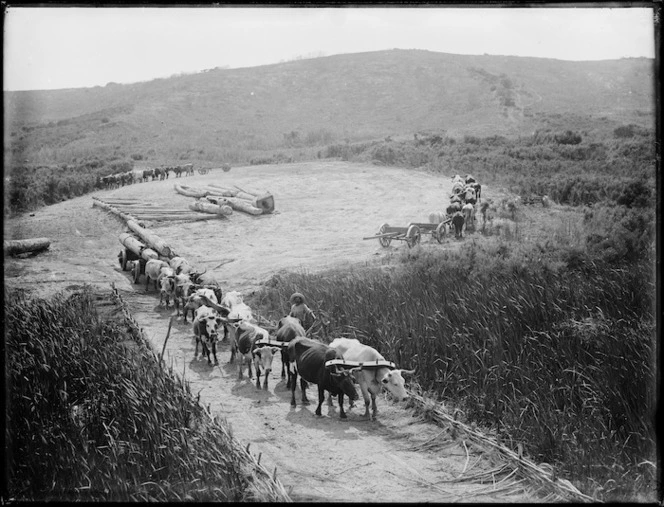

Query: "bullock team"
left=432, top=174, right=481, bottom=239
left=128, top=255, right=413, bottom=420
left=98, top=163, right=195, bottom=189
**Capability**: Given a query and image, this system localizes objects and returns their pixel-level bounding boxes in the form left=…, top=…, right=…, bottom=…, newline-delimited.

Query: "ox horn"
left=400, top=368, right=416, bottom=376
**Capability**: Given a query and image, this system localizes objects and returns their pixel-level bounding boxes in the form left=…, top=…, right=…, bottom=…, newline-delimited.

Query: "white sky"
left=3, top=5, right=657, bottom=91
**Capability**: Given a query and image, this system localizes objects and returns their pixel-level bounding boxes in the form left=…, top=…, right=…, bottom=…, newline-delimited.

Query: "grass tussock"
left=250, top=236, right=656, bottom=502
left=4, top=286, right=290, bottom=502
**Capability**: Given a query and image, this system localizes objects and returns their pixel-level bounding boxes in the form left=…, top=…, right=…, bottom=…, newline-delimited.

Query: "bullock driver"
left=289, top=292, right=316, bottom=330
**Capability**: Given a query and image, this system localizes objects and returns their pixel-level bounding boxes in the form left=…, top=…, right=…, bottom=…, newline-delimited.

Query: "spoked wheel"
left=406, top=225, right=421, bottom=248
left=120, top=250, right=128, bottom=271
left=435, top=222, right=447, bottom=243
left=378, top=223, right=392, bottom=248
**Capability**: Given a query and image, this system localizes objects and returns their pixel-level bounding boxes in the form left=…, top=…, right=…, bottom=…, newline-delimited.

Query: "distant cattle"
left=182, top=163, right=194, bottom=176
left=172, top=166, right=183, bottom=177
left=142, top=169, right=154, bottom=182
left=287, top=337, right=358, bottom=419
left=330, top=337, right=414, bottom=420
left=452, top=212, right=465, bottom=238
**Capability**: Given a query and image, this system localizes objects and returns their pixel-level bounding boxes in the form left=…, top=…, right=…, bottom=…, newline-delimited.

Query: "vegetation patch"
left=5, top=287, right=290, bottom=502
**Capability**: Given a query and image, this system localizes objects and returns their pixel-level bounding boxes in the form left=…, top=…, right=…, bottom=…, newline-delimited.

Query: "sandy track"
left=4, top=161, right=539, bottom=502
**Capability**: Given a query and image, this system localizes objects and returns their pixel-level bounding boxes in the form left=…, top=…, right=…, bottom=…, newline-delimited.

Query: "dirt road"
left=5, top=161, right=541, bottom=502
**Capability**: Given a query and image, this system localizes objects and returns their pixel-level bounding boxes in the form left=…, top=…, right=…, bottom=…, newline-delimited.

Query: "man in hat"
left=289, top=292, right=316, bottom=330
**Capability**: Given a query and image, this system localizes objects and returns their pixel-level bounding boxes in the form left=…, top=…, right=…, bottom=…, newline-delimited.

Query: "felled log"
left=118, top=233, right=159, bottom=261
left=173, top=182, right=207, bottom=198
left=126, top=219, right=174, bottom=257
left=206, top=195, right=263, bottom=216
left=4, top=237, right=50, bottom=256
left=188, top=199, right=233, bottom=216
left=92, top=197, right=143, bottom=225
left=135, top=215, right=214, bottom=222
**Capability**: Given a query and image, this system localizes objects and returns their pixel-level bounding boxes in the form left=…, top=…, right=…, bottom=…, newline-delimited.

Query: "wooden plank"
left=4, top=237, right=50, bottom=256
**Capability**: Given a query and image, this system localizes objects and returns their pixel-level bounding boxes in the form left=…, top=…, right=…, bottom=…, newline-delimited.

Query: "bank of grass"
left=4, top=287, right=290, bottom=502
left=251, top=227, right=656, bottom=502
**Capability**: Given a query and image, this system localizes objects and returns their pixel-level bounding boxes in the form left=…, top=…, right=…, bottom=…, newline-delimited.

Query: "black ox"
left=287, top=337, right=358, bottom=419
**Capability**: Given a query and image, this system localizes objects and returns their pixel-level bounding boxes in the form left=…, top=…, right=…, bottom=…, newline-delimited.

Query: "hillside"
left=4, top=49, right=655, bottom=167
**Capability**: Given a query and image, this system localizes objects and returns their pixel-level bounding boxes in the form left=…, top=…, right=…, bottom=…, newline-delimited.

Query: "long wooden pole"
left=118, top=233, right=159, bottom=261
left=126, top=219, right=173, bottom=258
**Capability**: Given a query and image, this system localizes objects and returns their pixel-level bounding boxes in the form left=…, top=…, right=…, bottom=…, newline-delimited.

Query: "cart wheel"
left=132, top=261, right=141, bottom=284
left=406, top=225, right=421, bottom=248
left=435, top=222, right=447, bottom=244
left=378, top=223, right=392, bottom=248
left=120, top=250, right=128, bottom=271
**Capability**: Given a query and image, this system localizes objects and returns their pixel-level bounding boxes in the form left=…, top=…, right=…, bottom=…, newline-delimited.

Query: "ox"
left=463, top=185, right=477, bottom=205
left=287, top=337, right=358, bottom=419
left=274, top=315, right=307, bottom=388
left=451, top=174, right=464, bottom=185
left=462, top=202, right=475, bottom=232
left=172, top=166, right=183, bottom=177
left=452, top=211, right=465, bottom=238
left=234, top=321, right=278, bottom=389
left=182, top=163, right=194, bottom=176
left=183, top=288, right=219, bottom=323
left=169, top=256, right=194, bottom=275
left=330, top=338, right=414, bottom=420
left=451, top=182, right=465, bottom=196
left=142, top=169, right=154, bottom=183
left=158, top=268, right=177, bottom=307
left=145, top=259, right=169, bottom=292
left=193, top=306, right=224, bottom=365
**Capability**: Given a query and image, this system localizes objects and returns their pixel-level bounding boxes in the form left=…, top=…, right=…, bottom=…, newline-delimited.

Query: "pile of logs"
left=92, top=196, right=219, bottom=222
left=173, top=182, right=274, bottom=215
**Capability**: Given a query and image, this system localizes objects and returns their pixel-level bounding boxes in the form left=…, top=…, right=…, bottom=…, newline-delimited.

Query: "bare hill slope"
left=5, top=49, right=654, bottom=166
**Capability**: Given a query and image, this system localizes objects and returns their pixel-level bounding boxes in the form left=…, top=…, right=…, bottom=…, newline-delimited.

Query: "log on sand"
left=92, top=197, right=144, bottom=225
left=173, top=182, right=207, bottom=198
left=118, top=233, right=159, bottom=261
left=136, top=214, right=219, bottom=222
left=4, top=237, right=51, bottom=256
left=208, top=184, right=275, bottom=213
left=206, top=195, right=263, bottom=216
left=126, top=219, right=174, bottom=258
left=189, top=199, right=233, bottom=216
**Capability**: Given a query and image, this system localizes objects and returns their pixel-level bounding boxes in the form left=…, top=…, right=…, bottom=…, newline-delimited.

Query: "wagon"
left=118, top=248, right=148, bottom=284
left=363, top=220, right=450, bottom=248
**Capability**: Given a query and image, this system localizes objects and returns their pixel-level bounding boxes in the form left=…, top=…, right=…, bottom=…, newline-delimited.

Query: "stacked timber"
left=118, top=232, right=159, bottom=261
left=93, top=196, right=216, bottom=222
left=206, top=195, right=262, bottom=216
left=189, top=199, right=233, bottom=216
left=173, top=182, right=274, bottom=215
left=4, top=237, right=51, bottom=256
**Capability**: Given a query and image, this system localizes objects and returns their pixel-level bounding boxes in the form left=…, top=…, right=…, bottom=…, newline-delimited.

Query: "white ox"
left=329, top=337, right=415, bottom=420
left=145, top=259, right=169, bottom=292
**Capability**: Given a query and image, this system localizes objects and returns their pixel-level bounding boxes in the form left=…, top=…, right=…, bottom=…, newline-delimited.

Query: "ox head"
left=160, top=275, right=176, bottom=294
left=327, top=364, right=359, bottom=401
left=189, top=267, right=207, bottom=284
left=253, top=345, right=281, bottom=374
left=196, top=308, right=225, bottom=341
left=350, top=367, right=415, bottom=402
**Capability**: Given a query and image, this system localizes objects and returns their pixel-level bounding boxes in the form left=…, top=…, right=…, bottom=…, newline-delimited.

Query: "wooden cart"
left=363, top=220, right=450, bottom=248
